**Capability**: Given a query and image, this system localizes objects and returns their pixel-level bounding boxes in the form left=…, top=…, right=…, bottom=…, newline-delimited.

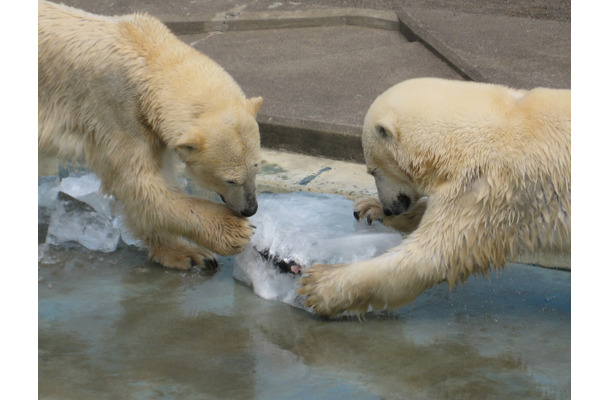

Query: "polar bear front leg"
left=299, top=197, right=495, bottom=317
left=131, top=195, right=253, bottom=258
left=104, top=160, right=254, bottom=262
left=124, top=193, right=253, bottom=268
left=174, top=197, right=254, bottom=256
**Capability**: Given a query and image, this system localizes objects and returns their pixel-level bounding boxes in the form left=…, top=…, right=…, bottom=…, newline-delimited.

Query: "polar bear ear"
left=374, top=120, right=395, bottom=140
left=177, top=143, right=200, bottom=151
left=175, top=135, right=202, bottom=156
left=247, top=97, right=263, bottom=116
left=175, top=143, right=201, bottom=159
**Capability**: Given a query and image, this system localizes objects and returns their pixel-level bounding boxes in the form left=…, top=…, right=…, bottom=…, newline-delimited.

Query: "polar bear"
left=298, top=78, right=571, bottom=317
left=38, top=1, right=263, bottom=269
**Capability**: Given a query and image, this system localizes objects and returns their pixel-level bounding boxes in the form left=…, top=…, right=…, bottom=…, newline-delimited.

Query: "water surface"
left=39, top=245, right=570, bottom=399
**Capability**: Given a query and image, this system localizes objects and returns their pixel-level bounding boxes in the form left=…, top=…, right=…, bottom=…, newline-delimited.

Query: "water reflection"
left=39, top=246, right=570, bottom=400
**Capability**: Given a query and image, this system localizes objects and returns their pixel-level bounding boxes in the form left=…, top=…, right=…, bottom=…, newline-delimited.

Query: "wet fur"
left=299, top=78, right=570, bottom=317
left=38, top=1, right=263, bottom=269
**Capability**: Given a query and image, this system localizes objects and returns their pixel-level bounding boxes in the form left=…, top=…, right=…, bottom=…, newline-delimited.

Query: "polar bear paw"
left=149, top=239, right=218, bottom=270
left=210, top=212, right=254, bottom=256
left=353, top=197, right=385, bottom=225
left=298, top=263, right=377, bottom=318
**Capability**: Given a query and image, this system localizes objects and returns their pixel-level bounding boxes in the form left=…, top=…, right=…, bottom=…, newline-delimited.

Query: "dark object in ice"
left=255, top=247, right=302, bottom=275
left=233, top=192, right=403, bottom=308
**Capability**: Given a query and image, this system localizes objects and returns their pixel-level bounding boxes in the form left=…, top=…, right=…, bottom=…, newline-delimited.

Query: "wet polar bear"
left=38, top=1, right=263, bottom=269
left=299, top=78, right=570, bottom=317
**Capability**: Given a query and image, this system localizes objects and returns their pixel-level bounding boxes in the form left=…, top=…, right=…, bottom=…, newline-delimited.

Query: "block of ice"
left=38, top=176, right=60, bottom=225
left=46, top=191, right=121, bottom=252
left=112, top=213, right=144, bottom=248
left=39, top=172, right=146, bottom=250
left=233, top=192, right=403, bottom=309
left=58, top=173, right=113, bottom=218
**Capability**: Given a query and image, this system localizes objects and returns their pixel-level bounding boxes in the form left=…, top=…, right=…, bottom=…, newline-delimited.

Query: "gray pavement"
left=53, top=0, right=571, bottom=162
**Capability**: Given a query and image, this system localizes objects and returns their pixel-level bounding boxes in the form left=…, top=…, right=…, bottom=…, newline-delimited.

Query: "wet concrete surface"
left=38, top=243, right=570, bottom=400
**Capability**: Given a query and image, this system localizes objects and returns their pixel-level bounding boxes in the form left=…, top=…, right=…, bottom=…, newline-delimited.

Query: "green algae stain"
left=258, top=160, right=286, bottom=175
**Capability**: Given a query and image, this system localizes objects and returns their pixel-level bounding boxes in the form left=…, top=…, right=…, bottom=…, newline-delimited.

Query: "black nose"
left=397, top=193, right=411, bottom=210
left=384, top=194, right=411, bottom=216
left=241, top=202, right=258, bottom=217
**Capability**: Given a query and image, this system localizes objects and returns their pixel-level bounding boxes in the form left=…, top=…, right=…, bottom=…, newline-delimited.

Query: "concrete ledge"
left=164, top=8, right=399, bottom=35
left=396, top=9, right=486, bottom=83
left=164, top=19, right=222, bottom=35
left=257, top=114, right=364, bottom=163
left=162, top=8, right=480, bottom=87
left=166, top=7, right=488, bottom=163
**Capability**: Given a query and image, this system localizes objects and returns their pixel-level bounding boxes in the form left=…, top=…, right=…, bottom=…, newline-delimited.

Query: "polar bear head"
left=172, top=97, right=264, bottom=217
left=134, top=44, right=265, bottom=217
left=361, top=79, right=431, bottom=217
left=362, top=78, right=525, bottom=217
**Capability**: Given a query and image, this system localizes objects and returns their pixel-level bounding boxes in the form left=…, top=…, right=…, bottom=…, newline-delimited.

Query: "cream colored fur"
left=38, top=1, right=263, bottom=269
left=299, top=78, right=570, bottom=317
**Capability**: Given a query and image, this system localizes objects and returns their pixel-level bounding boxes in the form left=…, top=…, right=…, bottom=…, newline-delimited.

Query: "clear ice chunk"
left=40, top=172, right=145, bottom=251
left=233, top=192, right=403, bottom=309
left=38, top=176, right=60, bottom=225
left=112, top=213, right=144, bottom=248
left=58, top=173, right=113, bottom=218
left=46, top=191, right=120, bottom=252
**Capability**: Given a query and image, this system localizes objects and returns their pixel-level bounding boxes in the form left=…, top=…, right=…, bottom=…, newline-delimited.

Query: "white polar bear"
left=299, top=78, right=571, bottom=317
left=38, top=1, right=263, bottom=269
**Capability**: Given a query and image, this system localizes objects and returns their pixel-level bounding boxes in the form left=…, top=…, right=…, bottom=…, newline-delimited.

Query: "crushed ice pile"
left=233, top=192, right=403, bottom=308
left=38, top=173, right=142, bottom=254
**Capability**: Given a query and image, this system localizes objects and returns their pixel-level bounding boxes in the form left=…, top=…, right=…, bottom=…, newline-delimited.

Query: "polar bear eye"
left=177, top=144, right=198, bottom=153
left=225, top=180, right=237, bottom=185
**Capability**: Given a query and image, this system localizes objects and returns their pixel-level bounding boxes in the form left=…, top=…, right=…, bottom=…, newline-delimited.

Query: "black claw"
left=353, top=210, right=361, bottom=221
left=366, top=215, right=372, bottom=225
left=204, top=258, right=219, bottom=270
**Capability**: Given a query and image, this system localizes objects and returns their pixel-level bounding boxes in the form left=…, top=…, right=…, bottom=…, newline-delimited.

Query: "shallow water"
left=38, top=244, right=570, bottom=400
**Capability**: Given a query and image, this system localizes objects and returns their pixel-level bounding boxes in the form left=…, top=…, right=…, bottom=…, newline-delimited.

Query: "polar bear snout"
left=371, top=168, right=419, bottom=217
left=220, top=192, right=258, bottom=217
left=383, top=193, right=412, bottom=216
left=240, top=196, right=258, bottom=217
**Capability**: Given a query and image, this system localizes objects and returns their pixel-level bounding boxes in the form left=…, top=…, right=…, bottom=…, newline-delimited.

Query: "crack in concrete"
left=298, top=167, right=332, bottom=186
left=188, top=31, right=222, bottom=46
